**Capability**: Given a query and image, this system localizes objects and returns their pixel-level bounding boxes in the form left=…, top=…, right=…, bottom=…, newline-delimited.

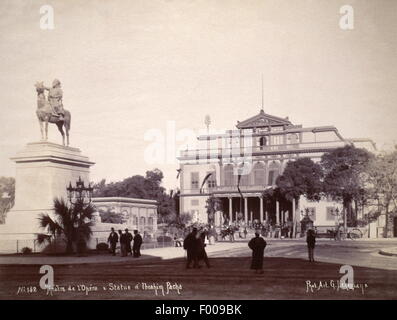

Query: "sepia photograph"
left=0, top=0, right=396, bottom=306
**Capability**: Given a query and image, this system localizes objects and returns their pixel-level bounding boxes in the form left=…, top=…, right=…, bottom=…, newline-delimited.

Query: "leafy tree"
left=321, top=145, right=373, bottom=227
left=205, top=196, right=223, bottom=225
left=276, top=158, right=323, bottom=206
left=0, top=177, right=15, bottom=224
left=167, top=212, right=193, bottom=231
left=93, top=169, right=175, bottom=220
left=365, top=147, right=397, bottom=237
left=37, top=198, right=95, bottom=254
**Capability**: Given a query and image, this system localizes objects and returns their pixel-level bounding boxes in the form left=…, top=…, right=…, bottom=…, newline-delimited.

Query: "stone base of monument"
left=0, top=141, right=95, bottom=253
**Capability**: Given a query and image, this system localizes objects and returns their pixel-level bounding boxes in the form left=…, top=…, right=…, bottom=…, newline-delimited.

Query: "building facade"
left=177, top=109, right=376, bottom=229
left=92, top=197, right=158, bottom=236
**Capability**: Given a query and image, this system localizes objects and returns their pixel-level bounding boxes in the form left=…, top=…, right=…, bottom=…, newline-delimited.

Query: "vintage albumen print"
left=0, top=0, right=396, bottom=301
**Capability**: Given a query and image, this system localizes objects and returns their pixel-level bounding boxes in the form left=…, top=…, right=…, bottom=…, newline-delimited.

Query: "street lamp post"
left=300, top=208, right=314, bottom=236
left=66, top=177, right=93, bottom=255
left=66, top=176, right=93, bottom=206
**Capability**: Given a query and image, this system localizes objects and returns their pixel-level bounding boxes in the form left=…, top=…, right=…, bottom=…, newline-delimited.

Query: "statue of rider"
left=45, top=79, right=64, bottom=120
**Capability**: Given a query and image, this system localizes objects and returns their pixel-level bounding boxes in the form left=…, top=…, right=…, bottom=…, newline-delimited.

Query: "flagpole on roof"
left=261, top=74, right=264, bottom=112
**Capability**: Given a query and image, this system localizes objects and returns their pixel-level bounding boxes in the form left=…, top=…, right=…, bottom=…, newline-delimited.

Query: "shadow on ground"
left=0, top=256, right=396, bottom=300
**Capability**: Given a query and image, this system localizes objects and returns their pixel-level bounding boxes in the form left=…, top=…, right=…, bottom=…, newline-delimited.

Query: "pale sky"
left=0, top=0, right=396, bottom=191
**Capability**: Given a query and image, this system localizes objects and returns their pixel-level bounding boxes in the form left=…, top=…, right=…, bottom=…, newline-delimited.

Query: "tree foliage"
left=167, top=212, right=193, bottom=231
left=37, top=197, right=95, bottom=254
left=93, top=169, right=175, bottom=219
left=321, top=145, right=373, bottom=226
left=276, top=158, right=323, bottom=202
left=98, top=207, right=123, bottom=224
left=365, top=147, right=397, bottom=236
left=205, top=196, right=223, bottom=224
left=0, top=177, right=15, bottom=224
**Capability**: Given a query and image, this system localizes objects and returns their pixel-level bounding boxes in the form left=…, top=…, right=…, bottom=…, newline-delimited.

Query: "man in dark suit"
left=107, top=227, right=119, bottom=256
left=306, top=229, right=316, bottom=262
left=184, top=227, right=199, bottom=269
left=125, top=228, right=133, bottom=256
left=133, top=230, right=143, bottom=258
left=248, top=231, right=267, bottom=274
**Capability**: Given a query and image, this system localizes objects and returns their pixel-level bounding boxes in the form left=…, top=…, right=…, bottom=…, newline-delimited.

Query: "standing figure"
left=119, top=230, right=127, bottom=257
left=306, top=229, right=316, bottom=262
left=45, top=79, right=65, bottom=120
left=107, top=227, right=119, bottom=256
left=174, top=234, right=182, bottom=247
left=248, top=232, right=267, bottom=274
left=197, top=231, right=210, bottom=268
left=183, top=227, right=199, bottom=269
left=133, top=230, right=143, bottom=257
left=125, top=228, right=133, bottom=256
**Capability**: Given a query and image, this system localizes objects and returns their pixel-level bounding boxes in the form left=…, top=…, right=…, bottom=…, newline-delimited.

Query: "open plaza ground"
left=0, top=238, right=396, bottom=300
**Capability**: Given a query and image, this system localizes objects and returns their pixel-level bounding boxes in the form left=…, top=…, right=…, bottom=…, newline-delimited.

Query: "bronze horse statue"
left=35, top=82, right=71, bottom=146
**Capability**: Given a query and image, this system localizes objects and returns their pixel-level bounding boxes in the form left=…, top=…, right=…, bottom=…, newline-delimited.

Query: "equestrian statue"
left=35, top=79, right=71, bottom=146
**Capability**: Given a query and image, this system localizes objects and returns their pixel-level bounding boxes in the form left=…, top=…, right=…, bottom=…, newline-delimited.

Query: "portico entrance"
left=218, top=195, right=293, bottom=225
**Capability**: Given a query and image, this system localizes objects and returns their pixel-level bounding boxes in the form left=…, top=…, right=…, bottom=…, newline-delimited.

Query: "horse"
left=35, top=83, right=71, bottom=146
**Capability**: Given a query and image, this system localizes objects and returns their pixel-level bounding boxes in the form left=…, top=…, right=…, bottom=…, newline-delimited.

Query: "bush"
left=96, top=242, right=109, bottom=251
left=157, top=236, right=172, bottom=243
left=21, top=247, right=32, bottom=254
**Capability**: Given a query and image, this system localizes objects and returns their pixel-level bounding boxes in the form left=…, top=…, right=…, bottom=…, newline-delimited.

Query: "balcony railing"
left=178, top=140, right=346, bottom=159
left=181, top=185, right=271, bottom=195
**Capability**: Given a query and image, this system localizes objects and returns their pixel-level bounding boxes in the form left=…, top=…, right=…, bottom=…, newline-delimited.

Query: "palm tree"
left=37, top=197, right=95, bottom=254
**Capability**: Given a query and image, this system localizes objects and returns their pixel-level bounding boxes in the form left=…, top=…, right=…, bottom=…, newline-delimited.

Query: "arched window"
left=140, top=216, right=146, bottom=226
left=268, top=161, right=280, bottom=186
left=224, top=164, right=234, bottom=186
left=253, top=162, right=266, bottom=186
left=133, top=216, right=138, bottom=226
left=238, top=163, right=249, bottom=186
left=148, top=217, right=153, bottom=225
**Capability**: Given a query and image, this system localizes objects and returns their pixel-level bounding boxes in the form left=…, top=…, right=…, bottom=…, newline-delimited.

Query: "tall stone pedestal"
left=1, top=142, right=95, bottom=236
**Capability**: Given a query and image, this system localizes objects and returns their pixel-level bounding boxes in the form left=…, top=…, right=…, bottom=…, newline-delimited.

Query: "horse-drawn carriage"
left=220, top=225, right=239, bottom=242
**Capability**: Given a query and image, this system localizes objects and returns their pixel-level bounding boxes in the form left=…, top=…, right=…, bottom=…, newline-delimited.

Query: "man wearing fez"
left=133, top=230, right=143, bottom=258
left=248, top=231, right=267, bottom=274
left=107, top=227, right=119, bottom=256
left=125, top=228, right=133, bottom=256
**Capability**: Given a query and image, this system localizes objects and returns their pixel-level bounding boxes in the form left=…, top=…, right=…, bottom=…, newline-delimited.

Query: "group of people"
left=107, top=225, right=317, bottom=272
left=107, top=228, right=143, bottom=258
left=182, top=227, right=317, bottom=274
left=183, top=228, right=211, bottom=269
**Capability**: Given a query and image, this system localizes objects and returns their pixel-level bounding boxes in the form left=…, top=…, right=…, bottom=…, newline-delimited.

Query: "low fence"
left=0, top=239, right=41, bottom=254
left=92, top=237, right=174, bottom=250
left=0, top=233, right=175, bottom=254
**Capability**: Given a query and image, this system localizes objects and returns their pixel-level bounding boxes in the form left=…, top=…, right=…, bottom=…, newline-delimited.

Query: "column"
left=276, top=201, right=280, bottom=224
left=292, top=199, right=296, bottom=237
left=229, top=197, right=233, bottom=224
left=292, top=199, right=296, bottom=222
left=137, top=208, right=140, bottom=231
left=259, top=196, right=264, bottom=222
left=244, top=197, right=248, bottom=223
left=219, top=161, right=223, bottom=187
